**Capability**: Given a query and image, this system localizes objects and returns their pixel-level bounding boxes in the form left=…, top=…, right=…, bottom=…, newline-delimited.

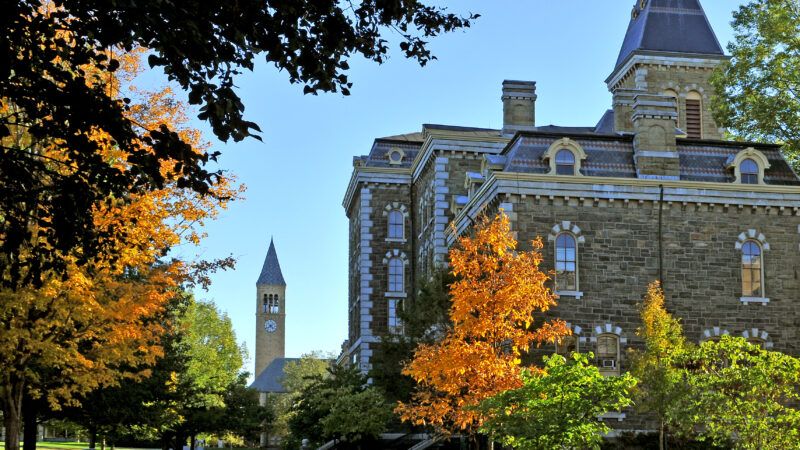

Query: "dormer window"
left=543, top=138, right=587, bottom=176
left=727, top=147, right=771, bottom=185
left=740, top=158, right=759, bottom=184
left=555, top=150, right=576, bottom=175
left=387, top=147, right=405, bottom=165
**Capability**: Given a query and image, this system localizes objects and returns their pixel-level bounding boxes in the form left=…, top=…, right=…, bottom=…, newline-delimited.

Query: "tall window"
left=742, top=240, right=764, bottom=297
left=262, top=294, right=268, bottom=313
left=597, top=334, right=620, bottom=375
left=555, top=233, right=577, bottom=292
left=388, top=258, right=404, bottom=292
left=271, top=294, right=280, bottom=313
left=555, top=149, right=576, bottom=175
left=388, top=299, right=402, bottom=334
left=740, top=158, right=759, bottom=184
left=685, top=91, right=702, bottom=139
left=388, top=210, right=404, bottom=239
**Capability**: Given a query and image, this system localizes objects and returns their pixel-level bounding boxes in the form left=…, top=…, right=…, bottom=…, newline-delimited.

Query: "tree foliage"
left=370, top=268, right=453, bottom=404
left=0, top=48, right=240, bottom=450
left=287, top=365, right=391, bottom=449
left=1, top=1, right=476, bottom=286
left=711, top=0, right=800, bottom=170
left=680, top=336, right=800, bottom=450
left=397, top=212, right=568, bottom=436
left=478, top=353, right=636, bottom=450
left=629, top=281, right=692, bottom=450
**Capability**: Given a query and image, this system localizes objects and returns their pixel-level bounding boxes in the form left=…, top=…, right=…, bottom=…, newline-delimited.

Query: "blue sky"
left=182, top=1, right=747, bottom=376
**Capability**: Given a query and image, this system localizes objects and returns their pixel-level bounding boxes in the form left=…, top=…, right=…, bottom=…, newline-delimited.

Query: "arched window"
left=262, top=294, right=268, bottom=313
left=596, top=334, right=620, bottom=376
left=685, top=91, right=702, bottom=139
left=555, top=149, right=576, bottom=175
left=388, top=210, right=404, bottom=239
left=388, top=258, right=404, bottom=292
left=555, top=233, right=578, bottom=292
left=271, top=294, right=280, bottom=313
left=555, top=335, right=578, bottom=355
left=741, top=240, right=764, bottom=298
left=740, top=158, right=759, bottom=184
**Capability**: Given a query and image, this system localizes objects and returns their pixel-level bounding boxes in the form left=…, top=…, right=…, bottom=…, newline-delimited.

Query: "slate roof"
left=249, top=357, right=298, bottom=393
left=502, top=132, right=800, bottom=185
left=615, top=0, right=724, bottom=69
left=256, top=239, right=286, bottom=286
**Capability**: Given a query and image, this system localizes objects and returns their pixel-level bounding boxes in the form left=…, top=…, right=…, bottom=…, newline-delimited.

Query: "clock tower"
left=255, top=238, right=286, bottom=378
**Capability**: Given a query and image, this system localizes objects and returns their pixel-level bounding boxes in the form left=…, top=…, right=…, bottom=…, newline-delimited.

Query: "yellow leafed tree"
left=0, top=44, right=242, bottom=450
left=396, top=212, right=568, bottom=441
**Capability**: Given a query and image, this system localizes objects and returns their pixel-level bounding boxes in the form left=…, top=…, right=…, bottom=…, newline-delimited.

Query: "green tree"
left=369, top=268, right=453, bottom=404
left=1, top=2, right=477, bottom=288
left=477, top=353, right=636, bottom=450
left=264, top=352, right=332, bottom=445
left=711, top=0, right=800, bottom=170
left=680, top=336, right=800, bottom=450
left=629, top=281, right=693, bottom=450
left=287, top=365, right=391, bottom=449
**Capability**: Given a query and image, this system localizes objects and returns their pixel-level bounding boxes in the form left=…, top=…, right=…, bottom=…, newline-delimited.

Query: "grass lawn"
left=33, top=442, right=152, bottom=450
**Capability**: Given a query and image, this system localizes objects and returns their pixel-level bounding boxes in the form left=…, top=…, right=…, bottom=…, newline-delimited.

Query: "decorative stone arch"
left=542, top=138, right=588, bottom=176
left=548, top=221, right=586, bottom=244
left=383, top=250, right=409, bottom=294
left=382, top=249, right=409, bottom=265
left=741, top=328, right=774, bottom=349
left=555, top=323, right=583, bottom=354
left=727, top=147, right=771, bottom=185
left=700, top=326, right=730, bottom=342
left=590, top=323, right=628, bottom=345
left=386, top=146, right=406, bottom=165
left=382, top=202, right=410, bottom=218
left=734, top=229, right=770, bottom=252
left=591, top=324, right=627, bottom=376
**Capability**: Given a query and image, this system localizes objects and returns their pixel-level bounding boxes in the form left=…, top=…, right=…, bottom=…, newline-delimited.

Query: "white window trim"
left=383, top=203, right=409, bottom=242
left=386, top=147, right=406, bottom=165
left=727, top=147, right=771, bottom=185
left=735, top=230, right=769, bottom=302
left=548, top=221, right=586, bottom=298
left=383, top=250, right=409, bottom=294
left=542, top=137, right=588, bottom=176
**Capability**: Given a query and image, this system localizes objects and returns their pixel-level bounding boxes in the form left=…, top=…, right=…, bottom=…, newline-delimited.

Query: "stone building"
left=341, top=0, right=800, bottom=427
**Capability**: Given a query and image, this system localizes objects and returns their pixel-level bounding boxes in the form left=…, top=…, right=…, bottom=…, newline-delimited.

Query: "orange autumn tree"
left=0, top=42, right=241, bottom=450
left=397, top=212, right=569, bottom=438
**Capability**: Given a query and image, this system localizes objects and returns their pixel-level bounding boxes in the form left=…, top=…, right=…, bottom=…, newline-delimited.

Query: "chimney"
left=502, top=80, right=537, bottom=136
left=631, top=93, right=680, bottom=179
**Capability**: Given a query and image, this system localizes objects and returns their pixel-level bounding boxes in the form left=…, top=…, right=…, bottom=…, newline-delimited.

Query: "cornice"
left=342, top=166, right=411, bottom=212
left=449, top=172, right=800, bottom=239
left=410, top=131, right=509, bottom=181
left=606, top=52, right=729, bottom=90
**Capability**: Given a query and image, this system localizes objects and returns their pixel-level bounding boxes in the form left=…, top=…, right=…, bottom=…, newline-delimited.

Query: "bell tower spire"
left=255, top=238, right=286, bottom=377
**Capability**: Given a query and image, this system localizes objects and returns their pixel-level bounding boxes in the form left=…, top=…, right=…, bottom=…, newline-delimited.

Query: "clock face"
left=265, top=319, right=278, bottom=333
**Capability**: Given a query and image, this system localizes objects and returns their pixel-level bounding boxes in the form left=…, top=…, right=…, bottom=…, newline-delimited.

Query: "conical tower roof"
left=256, top=238, right=286, bottom=286
left=615, top=0, right=724, bottom=70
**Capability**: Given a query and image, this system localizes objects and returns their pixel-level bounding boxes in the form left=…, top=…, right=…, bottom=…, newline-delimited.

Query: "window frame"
left=555, top=232, right=579, bottom=293
left=387, top=257, right=405, bottom=293
left=741, top=239, right=765, bottom=299
left=387, top=210, right=405, bottom=240
left=596, top=333, right=621, bottom=376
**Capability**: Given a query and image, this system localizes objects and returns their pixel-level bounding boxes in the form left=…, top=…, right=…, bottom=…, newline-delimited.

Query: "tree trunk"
left=190, top=435, right=196, bottom=450
left=89, top=426, right=97, bottom=450
left=2, top=378, right=25, bottom=450
left=659, top=421, right=665, bottom=450
left=22, top=392, right=38, bottom=450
